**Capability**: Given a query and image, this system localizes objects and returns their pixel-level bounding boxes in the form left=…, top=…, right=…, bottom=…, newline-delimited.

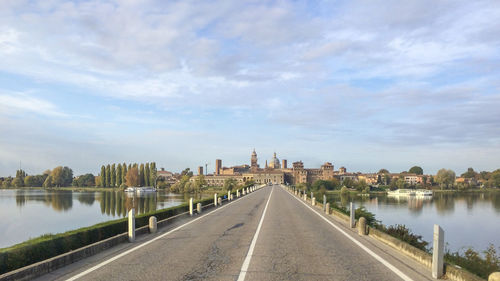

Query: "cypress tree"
left=122, top=163, right=127, bottom=186
left=150, top=162, right=157, bottom=187
left=117, top=164, right=122, bottom=187
left=111, top=164, right=116, bottom=187
left=105, top=164, right=111, bottom=187
left=100, top=165, right=106, bottom=187
left=139, top=164, right=145, bottom=187
left=145, top=163, right=150, bottom=186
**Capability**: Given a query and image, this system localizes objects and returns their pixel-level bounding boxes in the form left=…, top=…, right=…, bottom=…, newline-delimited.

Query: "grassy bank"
left=0, top=196, right=215, bottom=274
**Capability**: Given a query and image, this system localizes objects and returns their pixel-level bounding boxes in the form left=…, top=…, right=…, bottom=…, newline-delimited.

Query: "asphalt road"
left=37, top=185, right=433, bottom=281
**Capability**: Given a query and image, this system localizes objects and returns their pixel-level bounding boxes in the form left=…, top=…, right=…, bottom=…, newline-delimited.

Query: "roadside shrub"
left=0, top=197, right=213, bottom=274
left=379, top=224, right=428, bottom=251
left=355, top=206, right=380, bottom=227
left=445, top=245, right=500, bottom=279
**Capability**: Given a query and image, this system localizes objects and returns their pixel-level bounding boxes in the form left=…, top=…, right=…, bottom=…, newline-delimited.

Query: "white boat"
left=124, top=187, right=137, bottom=193
left=136, top=187, right=157, bottom=194
left=387, top=189, right=416, bottom=196
left=415, top=189, right=433, bottom=196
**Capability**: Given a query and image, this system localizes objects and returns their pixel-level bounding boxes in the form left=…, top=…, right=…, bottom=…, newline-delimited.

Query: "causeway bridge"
left=33, top=185, right=443, bottom=280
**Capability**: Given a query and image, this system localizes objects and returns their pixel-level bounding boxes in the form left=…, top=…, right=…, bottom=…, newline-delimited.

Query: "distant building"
left=282, top=159, right=287, bottom=169
left=215, top=159, right=222, bottom=175
left=197, top=166, right=203, bottom=176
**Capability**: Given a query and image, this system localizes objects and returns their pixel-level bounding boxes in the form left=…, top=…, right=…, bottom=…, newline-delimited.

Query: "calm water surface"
left=324, top=192, right=500, bottom=253
left=0, top=189, right=202, bottom=248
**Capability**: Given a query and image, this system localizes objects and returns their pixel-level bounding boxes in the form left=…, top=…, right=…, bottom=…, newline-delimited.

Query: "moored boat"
left=387, top=189, right=416, bottom=196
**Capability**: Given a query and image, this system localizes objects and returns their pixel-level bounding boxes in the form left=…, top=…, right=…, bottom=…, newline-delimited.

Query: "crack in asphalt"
left=181, top=222, right=245, bottom=280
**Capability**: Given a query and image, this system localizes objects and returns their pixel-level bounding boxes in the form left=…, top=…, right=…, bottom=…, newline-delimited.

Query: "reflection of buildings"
left=195, top=150, right=336, bottom=186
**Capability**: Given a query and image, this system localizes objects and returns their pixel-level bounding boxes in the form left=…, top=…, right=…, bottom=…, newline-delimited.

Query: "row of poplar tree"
left=99, top=162, right=157, bottom=187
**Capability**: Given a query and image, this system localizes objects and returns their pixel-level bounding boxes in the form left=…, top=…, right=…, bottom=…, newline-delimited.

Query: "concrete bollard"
left=325, top=203, right=330, bottom=214
left=128, top=208, right=135, bottom=242
left=237, top=190, right=240, bottom=197
left=489, top=272, right=500, bottom=281
left=432, top=224, right=445, bottom=279
left=218, top=197, right=222, bottom=206
left=228, top=191, right=231, bottom=201
left=214, top=193, right=218, bottom=207
left=311, top=192, right=313, bottom=202
left=303, top=192, right=307, bottom=201
left=323, top=194, right=326, bottom=211
left=358, top=217, right=366, bottom=235
left=197, top=203, right=202, bottom=214
left=350, top=202, right=356, bottom=228
left=149, top=216, right=157, bottom=233
left=189, top=197, right=193, bottom=216
left=312, top=197, right=316, bottom=206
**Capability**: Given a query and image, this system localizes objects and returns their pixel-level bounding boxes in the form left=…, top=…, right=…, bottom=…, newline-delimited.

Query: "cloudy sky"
left=1, top=0, right=499, bottom=176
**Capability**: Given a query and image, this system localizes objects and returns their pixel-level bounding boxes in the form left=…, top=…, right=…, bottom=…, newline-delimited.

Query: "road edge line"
left=283, top=186, right=414, bottom=281
left=65, top=186, right=269, bottom=281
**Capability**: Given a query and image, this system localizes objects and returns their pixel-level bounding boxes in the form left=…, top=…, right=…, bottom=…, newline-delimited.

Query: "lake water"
left=1, top=189, right=499, bottom=253
left=323, top=192, right=500, bottom=253
left=0, top=189, right=199, bottom=248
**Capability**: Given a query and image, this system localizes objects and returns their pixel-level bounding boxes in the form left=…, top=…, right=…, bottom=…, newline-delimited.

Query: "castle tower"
left=215, top=159, right=222, bottom=175
left=251, top=149, right=258, bottom=168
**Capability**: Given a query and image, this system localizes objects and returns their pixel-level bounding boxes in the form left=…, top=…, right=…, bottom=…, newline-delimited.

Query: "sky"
left=0, top=0, right=499, bottom=177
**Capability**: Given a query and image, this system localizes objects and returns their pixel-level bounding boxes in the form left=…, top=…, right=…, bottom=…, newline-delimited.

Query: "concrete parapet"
left=149, top=216, right=157, bottom=233
left=358, top=217, right=366, bottom=235
left=489, top=272, right=500, bottom=281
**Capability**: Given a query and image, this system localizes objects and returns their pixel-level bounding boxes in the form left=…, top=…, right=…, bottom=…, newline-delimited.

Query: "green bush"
left=0, top=197, right=213, bottom=274
left=445, top=245, right=500, bottom=279
left=355, top=206, right=380, bottom=227
left=379, top=224, right=429, bottom=251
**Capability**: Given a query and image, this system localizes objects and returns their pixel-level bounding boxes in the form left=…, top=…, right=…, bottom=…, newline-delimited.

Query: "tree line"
left=0, top=162, right=158, bottom=188
left=0, top=167, right=73, bottom=188
left=98, top=162, right=157, bottom=188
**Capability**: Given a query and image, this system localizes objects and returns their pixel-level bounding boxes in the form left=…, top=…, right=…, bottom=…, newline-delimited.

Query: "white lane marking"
left=65, top=187, right=268, bottom=281
left=237, top=187, right=274, bottom=281
left=284, top=187, right=414, bottom=281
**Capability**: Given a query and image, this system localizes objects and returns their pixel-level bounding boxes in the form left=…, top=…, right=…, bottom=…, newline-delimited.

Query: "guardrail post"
left=189, top=198, right=193, bottom=216
left=128, top=208, right=135, bottom=242
left=214, top=193, right=218, bottom=207
left=197, top=203, right=202, bottom=214
left=325, top=203, right=330, bottom=214
left=432, top=224, right=444, bottom=279
left=149, top=216, right=157, bottom=233
left=323, top=194, right=326, bottom=211
left=358, top=217, right=366, bottom=235
left=350, top=202, right=355, bottom=228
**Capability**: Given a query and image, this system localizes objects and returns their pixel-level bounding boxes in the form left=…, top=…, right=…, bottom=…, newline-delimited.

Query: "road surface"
left=37, top=185, right=433, bottom=281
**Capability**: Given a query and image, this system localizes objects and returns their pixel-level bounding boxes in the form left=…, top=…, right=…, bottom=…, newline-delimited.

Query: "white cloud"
left=0, top=92, right=67, bottom=117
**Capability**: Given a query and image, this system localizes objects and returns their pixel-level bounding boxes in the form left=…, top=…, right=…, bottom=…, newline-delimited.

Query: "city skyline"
left=1, top=1, right=500, bottom=176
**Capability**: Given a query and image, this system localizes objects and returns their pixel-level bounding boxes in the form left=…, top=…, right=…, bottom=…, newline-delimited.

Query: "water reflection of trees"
left=15, top=190, right=73, bottom=211
left=96, top=191, right=158, bottom=217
